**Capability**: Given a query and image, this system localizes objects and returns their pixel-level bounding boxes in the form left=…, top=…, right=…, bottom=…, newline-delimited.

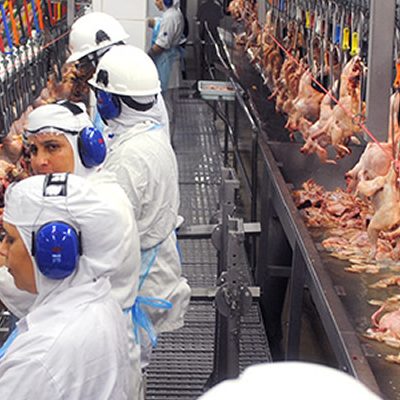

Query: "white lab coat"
left=154, top=2, right=184, bottom=90
left=0, top=279, right=130, bottom=400
left=103, top=118, right=191, bottom=334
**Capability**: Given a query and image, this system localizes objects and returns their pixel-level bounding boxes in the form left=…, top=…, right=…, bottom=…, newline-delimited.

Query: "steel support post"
left=224, top=101, right=229, bottom=166
left=255, top=167, right=271, bottom=286
left=365, top=0, right=395, bottom=141
left=233, top=99, right=238, bottom=171
left=258, top=0, right=266, bottom=26
left=285, top=243, right=306, bottom=360
left=67, top=0, right=75, bottom=27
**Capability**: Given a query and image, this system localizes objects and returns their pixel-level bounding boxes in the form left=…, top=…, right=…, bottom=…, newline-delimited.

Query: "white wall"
left=91, top=0, right=150, bottom=50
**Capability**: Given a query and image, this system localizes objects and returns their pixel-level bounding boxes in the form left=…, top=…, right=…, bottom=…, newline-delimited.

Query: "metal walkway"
left=146, top=96, right=271, bottom=400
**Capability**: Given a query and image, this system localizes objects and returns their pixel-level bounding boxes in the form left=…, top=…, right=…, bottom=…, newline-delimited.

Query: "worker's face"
left=155, top=0, right=165, bottom=11
left=0, top=223, right=37, bottom=294
left=28, top=134, right=75, bottom=175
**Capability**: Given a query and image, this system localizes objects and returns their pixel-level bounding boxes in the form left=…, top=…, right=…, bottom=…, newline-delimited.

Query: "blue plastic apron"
left=154, top=47, right=180, bottom=93
left=127, top=244, right=172, bottom=348
left=0, top=327, right=18, bottom=360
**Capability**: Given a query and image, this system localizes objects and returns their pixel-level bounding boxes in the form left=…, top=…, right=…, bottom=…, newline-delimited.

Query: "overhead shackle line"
left=266, top=31, right=395, bottom=164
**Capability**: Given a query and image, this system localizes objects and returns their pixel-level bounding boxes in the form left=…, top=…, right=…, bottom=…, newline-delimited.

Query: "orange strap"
left=8, top=0, right=20, bottom=46
left=394, top=60, right=400, bottom=90
left=36, top=0, right=44, bottom=30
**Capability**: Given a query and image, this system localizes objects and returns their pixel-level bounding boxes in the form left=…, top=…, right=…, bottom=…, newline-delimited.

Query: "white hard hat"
left=67, top=12, right=129, bottom=63
left=88, top=45, right=161, bottom=96
left=199, top=362, right=382, bottom=400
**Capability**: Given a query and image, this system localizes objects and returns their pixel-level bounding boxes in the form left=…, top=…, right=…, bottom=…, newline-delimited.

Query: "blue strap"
left=126, top=243, right=173, bottom=347
left=0, top=4, right=13, bottom=52
left=139, top=245, right=160, bottom=290
left=93, top=110, right=106, bottom=133
left=0, top=327, right=18, bottom=360
left=151, top=18, right=161, bottom=46
left=131, top=296, right=172, bottom=347
left=30, top=0, right=41, bottom=35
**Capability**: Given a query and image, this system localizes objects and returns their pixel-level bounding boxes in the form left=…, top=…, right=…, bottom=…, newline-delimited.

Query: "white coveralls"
left=104, top=101, right=191, bottom=367
left=0, top=104, right=143, bottom=397
left=0, top=174, right=132, bottom=399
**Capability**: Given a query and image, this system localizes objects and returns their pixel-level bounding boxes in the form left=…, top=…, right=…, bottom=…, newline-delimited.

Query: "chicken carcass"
left=365, top=296, right=400, bottom=348
left=285, top=70, right=324, bottom=134
left=346, top=91, right=400, bottom=192
left=357, top=165, right=400, bottom=259
left=345, top=143, right=392, bottom=193
left=370, top=275, right=400, bottom=289
left=300, top=57, right=365, bottom=161
left=34, top=62, right=91, bottom=107
left=227, top=0, right=245, bottom=20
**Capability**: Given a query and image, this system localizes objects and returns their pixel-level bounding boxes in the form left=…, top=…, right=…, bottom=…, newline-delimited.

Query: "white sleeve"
left=0, top=358, right=59, bottom=399
left=117, top=158, right=149, bottom=222
left=0, top=266, right=36, bottom=318
left=155, top=15, right=175, bottom=49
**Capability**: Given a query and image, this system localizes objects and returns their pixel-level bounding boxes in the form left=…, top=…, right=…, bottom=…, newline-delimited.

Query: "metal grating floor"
left=147, top=96, right=271, bottom=399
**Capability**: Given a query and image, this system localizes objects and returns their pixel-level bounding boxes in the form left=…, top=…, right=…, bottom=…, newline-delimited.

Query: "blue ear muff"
left=96, top=89, right=121, bottom=121
left=164, top=0, right=173, bottom=7
left=32, top=221, right=81, bottom=280
left=78, top=127, right=107, bottom=168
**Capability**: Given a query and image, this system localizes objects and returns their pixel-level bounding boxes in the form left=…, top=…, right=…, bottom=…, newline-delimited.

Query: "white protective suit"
left=0, top=103, right=143, bottom=398
left=0, top=174, right=132, bottom=399
left=103, top=99, right=191, bottom=366
left=199, top=362, right=382, bottom=400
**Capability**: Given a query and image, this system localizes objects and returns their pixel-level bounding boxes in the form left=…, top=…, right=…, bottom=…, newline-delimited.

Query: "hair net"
left=3, top=174, right=131, bottom=308
left=199, top=362, right=382, bottom=400
left=25, top=103, right=96, bottom=178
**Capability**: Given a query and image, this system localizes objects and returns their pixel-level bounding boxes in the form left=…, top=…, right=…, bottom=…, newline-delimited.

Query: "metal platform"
left=146, top=97, right=271, bottom=399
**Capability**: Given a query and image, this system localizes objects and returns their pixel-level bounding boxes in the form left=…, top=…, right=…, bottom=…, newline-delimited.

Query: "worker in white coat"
left=67, top=11, right=171, bottom=140
left=0, top=173, right=132, bottom=399
left=0, top=102, right=143, bottom=398
left=89, top=44, right=191, bottom=368
left=148, top=0, right=184, bottom=140
left=148, top=0, right=184, bottom=93
left=199, top=362, right=382, bottom=400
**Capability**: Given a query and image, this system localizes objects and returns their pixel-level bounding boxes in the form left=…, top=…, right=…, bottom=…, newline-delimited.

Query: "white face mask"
left=105, top=96, right=162, bottom=136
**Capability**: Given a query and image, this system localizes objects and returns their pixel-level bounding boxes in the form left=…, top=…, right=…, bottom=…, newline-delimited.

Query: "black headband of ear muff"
left=121, top=94, right=158, bottom=112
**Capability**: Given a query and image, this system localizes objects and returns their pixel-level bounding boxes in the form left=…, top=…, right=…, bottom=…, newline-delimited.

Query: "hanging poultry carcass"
left=285, top=69, right=325, bottom=134
left=346, top=91, right=400, bottom=192
left=227, top=0, right=245, bottom=20
left=300, top=57, right=366, bottom=162
left=356, top=164, right=400, bottom=260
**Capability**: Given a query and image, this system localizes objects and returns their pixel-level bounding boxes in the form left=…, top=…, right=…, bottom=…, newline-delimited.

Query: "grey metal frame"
left=365, top=0, right=396, bottom=141
left=256, top=140, right=381, bottom=395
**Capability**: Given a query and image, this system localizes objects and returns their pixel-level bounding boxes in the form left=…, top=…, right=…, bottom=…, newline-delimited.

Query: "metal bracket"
left=177, top=222, right=260, bottom=240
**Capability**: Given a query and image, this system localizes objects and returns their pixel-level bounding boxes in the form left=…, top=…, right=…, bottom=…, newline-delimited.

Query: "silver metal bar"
left=177, top=223, right=261, bottom=239
left=191, top=286, right=260, bottom=299
left=258, top=0, right=266, bottom=25
left=67, top=0, right=75, bottom=27
left=365, top=0, right=396, bottom=141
